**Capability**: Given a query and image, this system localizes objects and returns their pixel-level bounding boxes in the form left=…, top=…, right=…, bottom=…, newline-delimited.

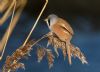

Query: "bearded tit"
left=44, top=14, right=74, bottom=64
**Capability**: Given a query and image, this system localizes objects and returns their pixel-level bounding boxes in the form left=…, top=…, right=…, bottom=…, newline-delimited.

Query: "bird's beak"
left=44, top=18, right=49, bottom=28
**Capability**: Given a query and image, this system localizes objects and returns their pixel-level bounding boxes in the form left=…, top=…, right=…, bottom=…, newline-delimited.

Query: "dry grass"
left=3, top=40, right=34, bottom=72
left=2, top=32, right=88, bottom=72
left=47, top=32, right=88, bottom=64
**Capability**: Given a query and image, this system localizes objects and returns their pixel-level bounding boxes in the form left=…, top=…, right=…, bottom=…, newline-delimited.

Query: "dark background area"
left=25, top=0, right=100, bottom=31
left=0, top=0, right=100, bottom=72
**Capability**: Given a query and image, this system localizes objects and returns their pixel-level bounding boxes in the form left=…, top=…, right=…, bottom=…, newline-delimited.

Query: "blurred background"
left=0, top=0, right=100, bottom=72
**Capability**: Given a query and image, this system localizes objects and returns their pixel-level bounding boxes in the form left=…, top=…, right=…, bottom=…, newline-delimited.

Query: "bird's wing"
left=57, top=18, right=74, bottom=35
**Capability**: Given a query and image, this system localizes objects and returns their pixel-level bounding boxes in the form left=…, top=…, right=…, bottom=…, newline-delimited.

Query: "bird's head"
left=44, top=14, right=58, bottom=29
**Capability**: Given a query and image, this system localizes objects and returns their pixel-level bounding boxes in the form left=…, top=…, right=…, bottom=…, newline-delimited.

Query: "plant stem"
left=23, top=0, right=48, bottom=46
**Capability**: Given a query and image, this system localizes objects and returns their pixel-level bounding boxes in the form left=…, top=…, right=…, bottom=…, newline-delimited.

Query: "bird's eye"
left=48, top=19, right=50, bottom=26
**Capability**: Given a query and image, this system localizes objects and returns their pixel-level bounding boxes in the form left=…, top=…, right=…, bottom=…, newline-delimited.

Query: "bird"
left=44, top=14, right=74, bottom=64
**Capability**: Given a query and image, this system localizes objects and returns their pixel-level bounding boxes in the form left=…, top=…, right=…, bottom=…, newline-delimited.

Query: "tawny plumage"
left=44, top=14, right=74, bottom=64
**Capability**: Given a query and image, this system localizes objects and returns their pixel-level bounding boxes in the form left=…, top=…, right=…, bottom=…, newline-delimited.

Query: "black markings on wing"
left=60, top=25, right=73, bottom=36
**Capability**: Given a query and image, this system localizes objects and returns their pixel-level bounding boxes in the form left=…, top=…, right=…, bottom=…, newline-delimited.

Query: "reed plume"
left=2, top=32, right=88, bottom=72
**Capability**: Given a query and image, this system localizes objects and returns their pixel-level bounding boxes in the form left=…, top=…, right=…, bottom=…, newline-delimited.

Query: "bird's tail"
left=66, top=43, right=72, bottom=65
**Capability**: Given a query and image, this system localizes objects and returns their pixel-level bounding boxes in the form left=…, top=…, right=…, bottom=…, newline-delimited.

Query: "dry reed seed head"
left=48, top=32, right=66, bottom=48
left=53, top=38, right=60, bottom=47
left=37, top=48, right=46, bottom=63
left=54, top=47, right=59, bottom=57
left=48, top=36, right=54, bottom=46
left=3, top=62, right=24, bottom=72
left=71, top=46, right=88, bottom=64
left=3, top=56, right=15, bottom=72
left=20, top=46, right=32, bottom=56
left=60, top=42, right=67, bottom=60
left=62, top=47, right=67, bottom=60
left=47, top=32, right=88, bottom=64
left=19, top=40, right=35, bottom=56
left=21, top=40, right=35, bottom=51
left=48, top=36, right=59, bottom=56
left=48, top=33, right=68, bottom=58
left=46, top=49, right=55, bottom=69
left=62, top=45, right=68, bottom=60
left=3, top=32, right=88, bottom=71
left=3, top=65, right=10, bottom=71
left=12, top=49, right=24, bottom=60
left=9, top=62, right=25, bottom=71
left=3, top=40, right=35, bottom=72
left=75, top=48, right=88, bottom=64
left=72, top=47, right=82, bottom=57
left=47, top=32, right=66, bottom=58
left=5, top=56, right=13, bottom=66
left=61, top=42, right=66, bottom=48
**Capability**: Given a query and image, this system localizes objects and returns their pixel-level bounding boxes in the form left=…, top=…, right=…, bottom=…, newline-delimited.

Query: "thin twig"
left=0, top=0, right=17, bottom=60
left=31, top=33, right=49, bottom=47
left=23, top=0, right=48, bottom=46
